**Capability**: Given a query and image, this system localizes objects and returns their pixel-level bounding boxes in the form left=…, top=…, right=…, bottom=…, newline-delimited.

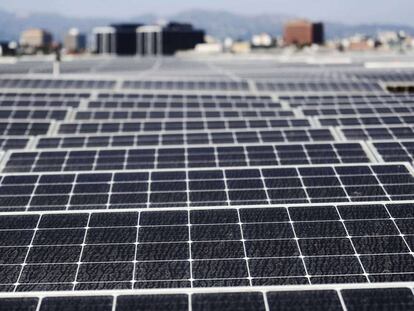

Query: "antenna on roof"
left=53, top=44, right=61, bottom=76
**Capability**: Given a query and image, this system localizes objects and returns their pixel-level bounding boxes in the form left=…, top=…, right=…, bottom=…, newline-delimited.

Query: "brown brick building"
left=283, top=20, right=325, bottom=46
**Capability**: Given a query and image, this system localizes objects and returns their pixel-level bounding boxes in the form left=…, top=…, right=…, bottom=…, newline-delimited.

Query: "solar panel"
left=0, top=164, right=410, bottom=211
left=318, top=114, right=414, bottom=127
left=0, top=202, right=412, bottom=290
left=0, top=79, right=116, bottom=90
left=339, top=125, right=414, bottom=141
left=302, top=105, right=414, bottom=116
left=1, top=286, right=414, bottom=310
left=0, top=137, right=31, bottom=150
left=256, top=81, right=383, bottom=93
left=0, top=108, right=68, bottom=121
left=370, top=140, right=414, bottom=163
left=0, top=121, right=51, bottom=136
left=56, top=119, right=312, bottom=135
left=2, top=142, right=371, bottom=173
left=282, top=94, right=414, bottom=108
left=34, top=129, right=336, bottom=149
left=74, top=109, right=295, bottom=120
left=122, top=80, right=250, bottom=91
left=88, top=100, right=282, bottom=110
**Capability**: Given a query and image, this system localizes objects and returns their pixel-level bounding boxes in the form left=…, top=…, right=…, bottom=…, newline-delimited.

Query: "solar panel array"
left=1, top=56, right=414, bottom=309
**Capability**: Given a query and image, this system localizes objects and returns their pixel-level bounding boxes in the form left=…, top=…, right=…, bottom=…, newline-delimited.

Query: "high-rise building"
left=0, top=41, right=17, bottom=56
left=64, top=28, right=87, bottom=54
left=283, top=20, right=324, bottom=46
left=20, top=29, right=53, bottom=54
left=93, top=22, right=204, bottom=56
left=136, top=23, right=205, bottom=56
left=93, top=24, right=143, bottom=55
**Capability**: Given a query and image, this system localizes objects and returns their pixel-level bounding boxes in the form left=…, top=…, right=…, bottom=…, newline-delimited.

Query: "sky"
left=1, top=0, right=413, bottom=26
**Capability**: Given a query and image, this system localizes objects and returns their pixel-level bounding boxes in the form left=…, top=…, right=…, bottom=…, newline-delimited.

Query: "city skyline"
left=1, top=0, right=413, bottom=26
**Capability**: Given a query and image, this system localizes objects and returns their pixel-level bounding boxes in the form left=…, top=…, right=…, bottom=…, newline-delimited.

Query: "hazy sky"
left=1, top=0, right=412, bottom=25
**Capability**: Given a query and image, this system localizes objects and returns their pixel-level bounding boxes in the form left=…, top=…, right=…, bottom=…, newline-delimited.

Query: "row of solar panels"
left=0, top=164, right=408, bottom=211
left=0, top=74, right=414, bottom=307
left=3, top=125, right=414, bottom=150
left=0, top=78, right=387, bottom=92
left=4, top=122, right=414, bottom=144
left=3, top=91, right=414, bottom=101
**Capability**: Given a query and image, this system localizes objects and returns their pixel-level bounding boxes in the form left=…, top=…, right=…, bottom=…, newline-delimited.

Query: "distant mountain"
left=1, top=8, right=414, bottom=42
left=169, top=10, right=292, bottom=40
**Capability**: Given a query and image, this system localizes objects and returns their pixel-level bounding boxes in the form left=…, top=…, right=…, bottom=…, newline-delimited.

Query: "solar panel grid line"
left=335, top=289, right=349, bottom=311
left=284, top=206, right=311, bottom=285
left=13, top=213, right=42, bottom=292
left=0, top=199, right=407, bottom=216
left=380, top=204, right=414, bottom=270
left=331, top=202, right=371, bottom=283
left=221, top=171, right=253, bottom=286
left=72, top=213, right=91, bottom=290
left=185, top=208, right=194, bottom=289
